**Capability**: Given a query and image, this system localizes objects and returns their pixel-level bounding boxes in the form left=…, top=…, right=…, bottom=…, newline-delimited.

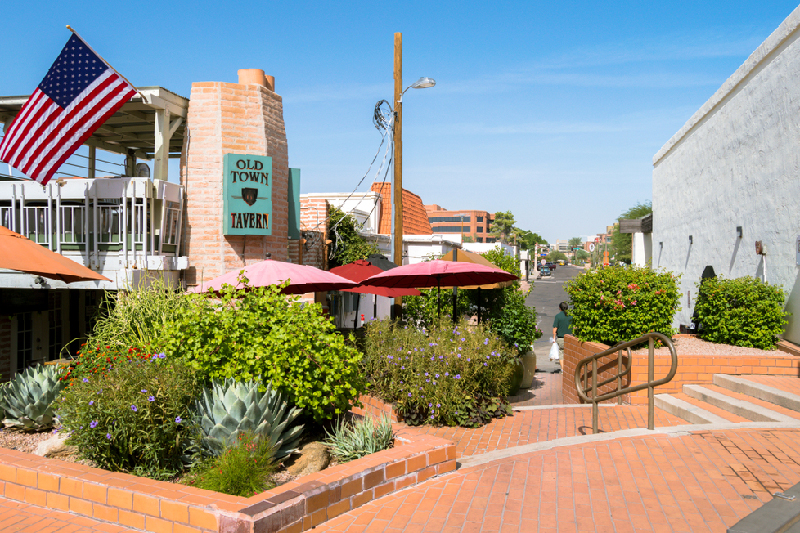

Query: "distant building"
left=424, top=205, right=496, bottom=243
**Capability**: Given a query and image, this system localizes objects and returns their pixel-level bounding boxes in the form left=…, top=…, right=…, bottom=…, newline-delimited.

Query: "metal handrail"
left=575, top=332, right=678, bottom=434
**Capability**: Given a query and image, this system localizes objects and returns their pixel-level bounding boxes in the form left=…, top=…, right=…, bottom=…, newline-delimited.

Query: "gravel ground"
left=632, top=335, right=780, bottom=356
left=0, top=427, right=55, bottom=454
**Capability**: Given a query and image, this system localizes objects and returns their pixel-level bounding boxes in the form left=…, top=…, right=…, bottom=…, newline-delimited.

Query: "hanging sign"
left=223, top=154, right=273, bottom=235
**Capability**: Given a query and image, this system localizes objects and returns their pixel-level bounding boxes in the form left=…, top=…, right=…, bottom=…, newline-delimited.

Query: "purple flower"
left=88, top=401, right=94, bottom=406
left=484, top=338, right=489, bottom=345
left=429, top=403, right=433, bottom=407
left=444, top=372, right=449, bottom=377
left=408, top=393, right=412, bottom=397
left=455, top=374, right=461, bottom=379
left=484, top=363, right=488, bottom=366
left=105, top=433, right=112, bottom=440
left=52, top=428, right=58, bottom=434
left=131, top=405, right=138, bottom=412
left=461, top=338, right=466, bottom=342
left=387, top=355, right=393, bottom=360
left=436, top=403, right=441, bottom=407
left=148, top=396, right=155, bottom=402
left=158, top=353, right=166, bottom=359
left=425, top=373, right=429, bottom=377
left=90, top=420, right=98, bottom=429
left=426, top=379, right=430, bottom=383
left=175, top=416, right=182, bottom=423
left=82, top=378, right=89, bottom=383
left=430, top=415, right=435, bottom=419
left=435, top=374, right=439, bottom=378
left=141, top=389, right=147, bottom=393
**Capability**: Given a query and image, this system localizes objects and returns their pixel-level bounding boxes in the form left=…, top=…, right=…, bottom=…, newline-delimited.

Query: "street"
left=525, top=264, right=584, bottom=373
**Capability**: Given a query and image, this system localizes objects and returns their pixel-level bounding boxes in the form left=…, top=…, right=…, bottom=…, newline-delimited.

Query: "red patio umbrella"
left=189, top=259, right=357, bottom=295
left=331, top=259, right=421, bottom=329
left=360, top=259, right=518, bottom=317
left=330, top=260, right=421, bottom=298
left=0, top=226, right=109, bottom=283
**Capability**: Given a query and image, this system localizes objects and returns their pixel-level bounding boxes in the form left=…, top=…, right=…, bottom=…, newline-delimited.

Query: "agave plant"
left=195, top=378, right=303, bottom=460
left=1, top=364, right=66, bottom=431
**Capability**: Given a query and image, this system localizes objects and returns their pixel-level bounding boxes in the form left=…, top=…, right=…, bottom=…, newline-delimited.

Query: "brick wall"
left=563, top=334, right=800, bottom=406
left=562, top=335, right=629, bottom=405
left=351, top=395, right=401, bottom=423
left=294, top=198, right=328, bottom=270
left=182, top=79, right=290, bottom=285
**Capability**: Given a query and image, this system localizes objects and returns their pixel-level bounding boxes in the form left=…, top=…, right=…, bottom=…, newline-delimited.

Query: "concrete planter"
left=520, top=349, right=537, bottom=389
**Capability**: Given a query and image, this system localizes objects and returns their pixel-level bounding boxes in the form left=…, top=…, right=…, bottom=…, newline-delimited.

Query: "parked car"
left=540, top=266, right=551, bottom=277
left=546, top=262, right=557, bottom=271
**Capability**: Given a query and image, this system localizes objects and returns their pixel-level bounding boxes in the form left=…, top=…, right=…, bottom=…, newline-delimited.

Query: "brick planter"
left=350, top=395, right=401, bottom=423
left=0, top=425, right=454, bottom=533
left=563, top=334, right=800, bottom=406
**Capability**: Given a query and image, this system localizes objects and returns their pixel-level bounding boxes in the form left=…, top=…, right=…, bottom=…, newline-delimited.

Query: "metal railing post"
left=617, top=348, right=623, bottom=405
left=648, top=336, right=654, bottom=430
left=592, top=358, right=598, bottom=434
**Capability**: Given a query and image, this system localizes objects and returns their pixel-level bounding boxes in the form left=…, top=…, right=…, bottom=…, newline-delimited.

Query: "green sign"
left=223, top=154, right=272, bottom=235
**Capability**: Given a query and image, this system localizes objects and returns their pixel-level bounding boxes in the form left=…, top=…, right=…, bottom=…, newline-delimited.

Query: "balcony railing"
left=0, top=177, right=184, bottom=272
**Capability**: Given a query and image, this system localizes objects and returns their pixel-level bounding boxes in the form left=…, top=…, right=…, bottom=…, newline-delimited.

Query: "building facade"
left=424, top=205, right=495, bottom=243
left=652, top=6, right=800, bottom=343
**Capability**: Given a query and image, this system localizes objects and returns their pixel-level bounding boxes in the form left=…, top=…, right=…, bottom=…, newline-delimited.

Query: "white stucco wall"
left=652, top=5, right=800, bottom=343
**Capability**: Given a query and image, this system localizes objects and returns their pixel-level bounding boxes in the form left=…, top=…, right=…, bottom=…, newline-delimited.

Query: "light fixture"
left=410, top=77, right=436, bottom=89
left=689, top=235, right=693, bottom=245
left=659, top=241, right=663, bottom=248
left=736, top=226, right=743, bottom=239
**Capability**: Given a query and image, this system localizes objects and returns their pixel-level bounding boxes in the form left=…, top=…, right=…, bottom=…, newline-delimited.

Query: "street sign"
left=589, top=243, right=595, bottom=252
left=540, top=259, right=546, bottom=265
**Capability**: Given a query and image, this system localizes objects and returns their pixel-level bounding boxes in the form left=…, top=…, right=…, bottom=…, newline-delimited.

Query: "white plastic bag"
left=549, top=342, right=560, bottom=361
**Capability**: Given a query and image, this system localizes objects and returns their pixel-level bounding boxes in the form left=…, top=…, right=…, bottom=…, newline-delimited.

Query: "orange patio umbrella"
left=0, top=226, right=110, bottom=283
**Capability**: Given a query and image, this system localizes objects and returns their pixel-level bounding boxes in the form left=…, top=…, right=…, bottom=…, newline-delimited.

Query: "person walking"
left=552, top=302, right=573, bottom=362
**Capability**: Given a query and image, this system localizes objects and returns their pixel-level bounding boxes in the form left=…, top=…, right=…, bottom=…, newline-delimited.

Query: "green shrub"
left=364, top=318, right=515, bottom=427
left=402, top=248, right=541, bottom=351
left=1, top=364, right=66, bottom=431
left=79, top=279, right=190, bottom=355
left=57, top=355, right=201, bottom=480
left=324, top=414, right=394, bottom=463
left=161, top=278, right=364, bottom=422
left=695, top=276, right=788, bottom=350
left=564, top=265, right=681, bottom=345
left=62, top=345, right=153, bottom=384
left=186, top=432, right=277, bottom=497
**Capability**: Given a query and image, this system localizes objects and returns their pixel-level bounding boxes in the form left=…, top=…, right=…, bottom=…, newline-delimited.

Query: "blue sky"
left=1, top=1, right=798, bottom=242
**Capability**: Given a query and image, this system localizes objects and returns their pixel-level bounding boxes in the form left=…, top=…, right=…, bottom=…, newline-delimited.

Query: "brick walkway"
left=406, top=405, right=685, bottom=459
left=317, top=428, right=800, bottom=533
left=0, top=496, right=133, bottom=532
left=507, top=373, right=564, bottom=406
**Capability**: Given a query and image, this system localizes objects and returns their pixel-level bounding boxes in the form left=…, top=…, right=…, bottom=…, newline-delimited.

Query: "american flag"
left=0, top=34, right=137, bottom=186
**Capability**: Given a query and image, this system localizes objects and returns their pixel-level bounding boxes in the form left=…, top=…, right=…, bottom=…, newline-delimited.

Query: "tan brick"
left=327, top=498, right=351, bottom=519
left=406, top=454, right=427, bottom=472
left=108, top=487, right=133, bottom=510
left=340, top=478, right=362, bottom=500
left=37, top=472, right=59, bottom=492
left=189, top=508, right=218, bottom=530
left=70, top=496, right=93, bottom=516
left=309, top=508, right=327, bottom=528
left=161, top=500, right=189, bottom=524
left=147, top=515, right=174, bottom=533
left=133, top=492, right=160, bottom=516
left=93, top=503, right=119, bottom=522
left=306, top=489, right=330, bottom=514
left=24, top=487, right=46, bottom=507
left=83, top=482, right=107, bottom=504
left=60, top=477, right=83, bottom=498
left=363, top=469, right=385, bottom=490
left=173, top=524, right=203, bottom=533
left=4, top=481, right=25, bottom=501
left=352, top=490, right=372, bottom=509
left=120, top=508, right=146, bottom=529
left=385, top=460, right=406, bottom=480
left=374, top=481, right=394, bottom=499
left=16, top=468, right=37, bottom=487
left=47, top=491, right=69, bottom=511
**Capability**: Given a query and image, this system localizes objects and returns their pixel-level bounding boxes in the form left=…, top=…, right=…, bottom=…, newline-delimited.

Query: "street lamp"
left=391, top=32, right=435, bottom=316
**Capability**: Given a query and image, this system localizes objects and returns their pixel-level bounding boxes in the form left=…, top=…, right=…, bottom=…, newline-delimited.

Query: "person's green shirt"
left=553, top=311, right=573, bottom=338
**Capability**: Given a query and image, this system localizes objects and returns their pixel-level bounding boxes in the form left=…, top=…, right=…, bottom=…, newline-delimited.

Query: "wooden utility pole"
left=392, top=32, right=403, bottom=316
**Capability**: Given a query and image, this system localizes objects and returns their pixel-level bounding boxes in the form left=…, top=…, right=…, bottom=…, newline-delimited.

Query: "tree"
left=611, top=201, right=652, bottom=264
left=575, top=249, right=590, bottom=262
left=517, top=230, right=547, bottom=250
left=568, top=237, right=582, bottom=249
left=489, top=211, right=515, bottom=243
left=547, top=250, right=568, bottom=263
left=327, top=206, right=379, bottom=268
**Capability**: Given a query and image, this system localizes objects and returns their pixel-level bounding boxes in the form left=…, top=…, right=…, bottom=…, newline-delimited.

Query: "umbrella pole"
left=353, top=294, right=361, bottom=330
left=477, top=287, right=482, bottom=324
left=437, top=280, right=441, bottom=319
left=452, top=287, right=457, bottom=324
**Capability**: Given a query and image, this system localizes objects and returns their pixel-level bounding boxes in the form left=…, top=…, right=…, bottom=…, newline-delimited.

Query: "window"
left=428, top=216, right=471, bottom=223
left=477, top=237, right=483, bottom=243
left=49, top=292, right=63, bottom=361
left=430, top=226, right=463, bottom=233
left=477, top=226, right=483, bottom=233
left=16, top=312, right=33, bottom=373
left=477, top=216, right=483, bottom=222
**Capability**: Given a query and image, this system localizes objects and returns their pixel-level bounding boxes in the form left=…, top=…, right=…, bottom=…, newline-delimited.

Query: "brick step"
left=705, top=381, right=800, bottom=420
left=683, top=384, right=797, bottom=423
left=720, top=374, right=800, bottom=400
left=667, top=392, right=749, bottom=423
left=654, top=393, right=730, bottom=424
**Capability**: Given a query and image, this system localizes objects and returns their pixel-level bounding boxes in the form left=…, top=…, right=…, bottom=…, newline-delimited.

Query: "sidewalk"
left=318, top=427, right=800, bottom=532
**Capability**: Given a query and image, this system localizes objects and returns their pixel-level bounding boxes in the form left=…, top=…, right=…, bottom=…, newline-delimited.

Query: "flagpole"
left=65, top=25, right=145, bottom=101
